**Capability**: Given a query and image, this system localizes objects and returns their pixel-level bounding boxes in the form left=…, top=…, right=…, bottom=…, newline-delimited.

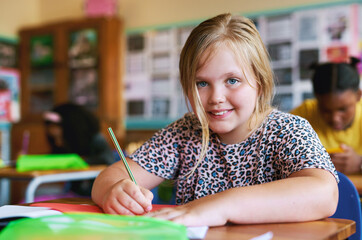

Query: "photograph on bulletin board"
left=30, top=35, right=54, bottom=67
left=273, top=93, right=293, bottom=112
left=325, top=7, right=349, bottom=42
left=0, top=69, right=20, bottom=121
left=68, top=28, right=98, bottom=68
left=152, top=98, right=170, bottom=118
left=268, top=42, right=292, bottom=62
left=326, top=45, right=348, bottom=63
left=299, top=49, right=319, bottom=80
left=298, top=14, right=318, bottom=42
left=127, top=34, right=145, bottom=52
left=0, top=39, right=17, bottom=68
left=274, top=68, right=292, bottom=86
left=127, top=100, right=145, bottom=117
left=69, top=68, right=99, bottom=109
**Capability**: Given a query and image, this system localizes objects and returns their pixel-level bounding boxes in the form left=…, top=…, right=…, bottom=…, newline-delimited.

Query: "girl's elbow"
left=322, top=179, right=339, bottom=218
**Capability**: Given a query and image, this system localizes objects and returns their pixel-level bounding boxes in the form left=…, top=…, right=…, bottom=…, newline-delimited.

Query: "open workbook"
left=0, top=203, right=208, bottom=239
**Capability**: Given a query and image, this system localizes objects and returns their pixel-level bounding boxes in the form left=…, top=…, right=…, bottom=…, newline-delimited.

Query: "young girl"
left=92, top=13, right=338, bottom=227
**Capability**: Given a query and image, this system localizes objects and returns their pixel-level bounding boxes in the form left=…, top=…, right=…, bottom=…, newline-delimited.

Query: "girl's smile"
left=209, top=109, right=232, bottom=118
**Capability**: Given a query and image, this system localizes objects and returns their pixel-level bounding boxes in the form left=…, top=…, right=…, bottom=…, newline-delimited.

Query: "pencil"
left=107, top=127, right=137, bottom=184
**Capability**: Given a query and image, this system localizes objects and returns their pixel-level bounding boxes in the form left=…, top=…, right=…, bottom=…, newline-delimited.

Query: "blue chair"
left=330, top=171, right=362, bottom=240
left=151, top=180, right=176, bottom=205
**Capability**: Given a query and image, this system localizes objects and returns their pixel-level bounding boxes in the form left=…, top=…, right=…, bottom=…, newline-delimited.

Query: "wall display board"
left=124, top=3, right=362, bottom=124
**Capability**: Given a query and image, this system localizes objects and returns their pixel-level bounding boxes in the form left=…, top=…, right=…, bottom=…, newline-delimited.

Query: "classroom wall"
left=0, top=0, right=351, bottom=38
left=0, top=0, right=41, bottom=39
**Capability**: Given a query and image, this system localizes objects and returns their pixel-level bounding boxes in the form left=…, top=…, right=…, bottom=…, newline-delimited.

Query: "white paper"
left=250, top=231, right=274, bottom=240
left=0, top=205, right=62, bottom=219
left=187, top=226, right=209, bottom=239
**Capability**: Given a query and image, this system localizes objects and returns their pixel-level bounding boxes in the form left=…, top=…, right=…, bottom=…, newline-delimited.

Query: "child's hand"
left=101, top=178, right=153, bottom=215
left=330, top=144, right=362, bottom=174
left=146, top=196, right=228, bottom=227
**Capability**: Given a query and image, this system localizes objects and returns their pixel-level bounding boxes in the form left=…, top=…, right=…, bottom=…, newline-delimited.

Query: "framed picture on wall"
left=0, top=39, right=17, bottom=68
left=68, top=28, right=98, bottom=68
left=30, top=35, right=54, bottom=67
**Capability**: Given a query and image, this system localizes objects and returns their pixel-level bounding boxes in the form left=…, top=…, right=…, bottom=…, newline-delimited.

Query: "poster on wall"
left=325, top=7, right=349, bottom=43
left=326, top=45, right=349, bottom=63
left=68, top=29, right=98, bottom=68
left=85, top=0, right=118, bottom=17
left=0, top=68, right=20, bottom=121
left=30, top=35, right=54, bottom=67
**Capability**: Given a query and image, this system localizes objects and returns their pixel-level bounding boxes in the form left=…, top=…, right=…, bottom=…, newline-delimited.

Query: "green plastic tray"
left=0, top=213, right=187, bottom=240
left=16, top=154, right=89, bottom=172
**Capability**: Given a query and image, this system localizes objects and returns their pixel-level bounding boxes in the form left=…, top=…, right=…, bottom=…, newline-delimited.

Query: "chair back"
left=330, top=171, right=361, bottom=240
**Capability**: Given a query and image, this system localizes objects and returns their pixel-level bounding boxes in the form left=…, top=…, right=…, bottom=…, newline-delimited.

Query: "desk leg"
left=0, top=178, right=10, bottom=205
left=25, top=178, right=41, bottom=203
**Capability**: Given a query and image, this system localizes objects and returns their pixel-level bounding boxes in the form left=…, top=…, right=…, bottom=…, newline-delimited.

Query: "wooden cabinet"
left=11, top=17, right=124, bottom=159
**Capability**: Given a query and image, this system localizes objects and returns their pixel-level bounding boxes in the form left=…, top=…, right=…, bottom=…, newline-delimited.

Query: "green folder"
left=0, top=213, right=187, bottom=240
left=16, top=154, right=89, bottom=172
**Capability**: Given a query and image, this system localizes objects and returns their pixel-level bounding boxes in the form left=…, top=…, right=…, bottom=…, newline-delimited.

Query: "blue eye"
left=196, top=81, right=208, bottom=87
left=227, top=78, right=239, bottom=84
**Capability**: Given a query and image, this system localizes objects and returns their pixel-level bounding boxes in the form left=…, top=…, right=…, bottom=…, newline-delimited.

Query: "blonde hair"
left=179, top=13, right=274, bottom=177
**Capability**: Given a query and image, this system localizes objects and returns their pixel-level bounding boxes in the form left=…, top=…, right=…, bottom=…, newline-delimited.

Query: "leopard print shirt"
left=129, top=110, right=338, bottom=205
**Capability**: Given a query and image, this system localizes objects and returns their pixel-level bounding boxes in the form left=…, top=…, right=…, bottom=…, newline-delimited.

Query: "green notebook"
left=16, top=154, right=89, bottom=172
left=0, top=213, right=187, bottom=240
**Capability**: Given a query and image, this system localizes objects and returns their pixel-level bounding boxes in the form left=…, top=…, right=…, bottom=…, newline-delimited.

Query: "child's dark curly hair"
left=311, top=57, right=360, bottom=95
left=45, top=102, right=100, bottom=156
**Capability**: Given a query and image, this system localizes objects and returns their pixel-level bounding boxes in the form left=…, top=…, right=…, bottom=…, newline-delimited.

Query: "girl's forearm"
left=191, top=169, right=338, bottom=224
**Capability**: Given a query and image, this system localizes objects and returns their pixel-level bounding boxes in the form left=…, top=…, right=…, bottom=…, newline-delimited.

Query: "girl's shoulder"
left=153, top=112, right=202, bottom=141
left=267, top=109, right=311, bottom=127
left=166, top=112, right=201, bottom=130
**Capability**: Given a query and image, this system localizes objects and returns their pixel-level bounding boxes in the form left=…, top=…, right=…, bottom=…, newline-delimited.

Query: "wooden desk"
left=0, top=165, right=106, bottom=204
left=347, top=174, right=362, bottom=195
left=38, top=198, right=356, bottom=240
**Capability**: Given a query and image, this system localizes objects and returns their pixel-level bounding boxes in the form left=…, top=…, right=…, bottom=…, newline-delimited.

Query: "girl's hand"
left=146, top=196, right=228, bottom=227
left=101, top=178, right=153, bottom=215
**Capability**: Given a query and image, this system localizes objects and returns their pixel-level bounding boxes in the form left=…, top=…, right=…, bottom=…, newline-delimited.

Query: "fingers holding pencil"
left=102, top=178, right=153, bottom=215
left=104, top=127, right=153, bottom=215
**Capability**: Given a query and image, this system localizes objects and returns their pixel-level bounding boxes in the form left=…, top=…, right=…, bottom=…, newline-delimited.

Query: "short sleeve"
left=272, top=114, right=338, bottom=181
